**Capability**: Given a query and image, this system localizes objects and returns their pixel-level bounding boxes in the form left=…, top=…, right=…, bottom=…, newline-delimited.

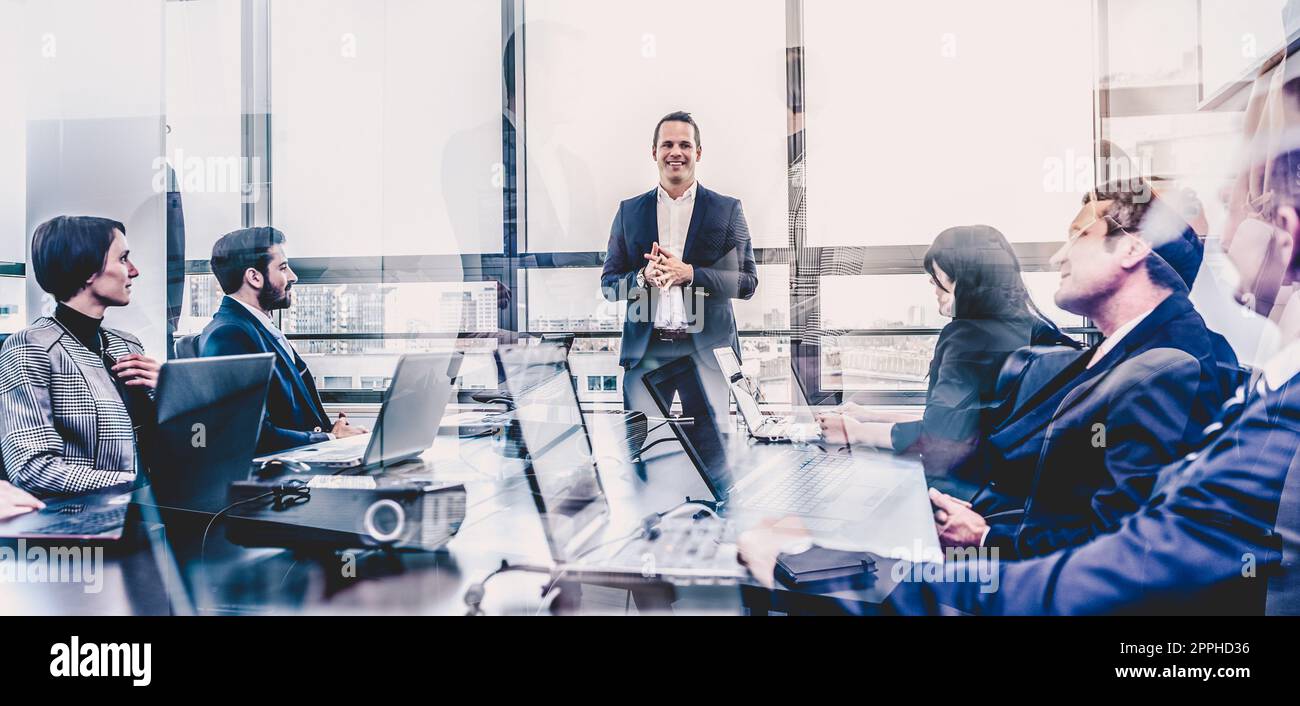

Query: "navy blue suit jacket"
left=887, top=370, right=1299, bottom=615
left=198, top=297, right=332, bottom=453
left=600, top=185, right=757, bottom=369
left=973, top=293, right=1231, bottom=558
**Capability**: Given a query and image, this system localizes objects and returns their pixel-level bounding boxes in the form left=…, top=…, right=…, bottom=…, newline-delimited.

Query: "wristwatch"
left=636, top=267, right=647, bottom=289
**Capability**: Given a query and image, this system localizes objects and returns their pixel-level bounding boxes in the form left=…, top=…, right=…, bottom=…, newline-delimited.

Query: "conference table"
left=0, top=407, right=943, bottom=616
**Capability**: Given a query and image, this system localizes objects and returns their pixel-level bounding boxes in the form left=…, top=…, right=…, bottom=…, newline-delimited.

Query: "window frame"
left=186, top=0, right=1102, bottom=408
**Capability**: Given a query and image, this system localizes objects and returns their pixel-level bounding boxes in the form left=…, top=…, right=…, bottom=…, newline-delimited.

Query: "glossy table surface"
left=0, top=409, right=936, bottom=616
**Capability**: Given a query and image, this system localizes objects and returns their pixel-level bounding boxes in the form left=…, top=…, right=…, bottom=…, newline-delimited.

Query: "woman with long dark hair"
left=818, top=225, right=1078, bottom=484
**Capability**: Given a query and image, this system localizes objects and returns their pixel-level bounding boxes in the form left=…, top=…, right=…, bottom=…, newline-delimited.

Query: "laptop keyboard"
left=302, top=449, right=363, bottom=462
left=744, top=452, right=856, bottom=514
left=607, top=516, right=736, bottom=575
left=291, top=436, right=369, bottom=462
left=27, top=506, right=128, bottom=536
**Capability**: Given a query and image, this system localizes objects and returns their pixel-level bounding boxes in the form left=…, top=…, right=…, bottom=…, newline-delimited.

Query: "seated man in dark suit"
left=198, top=227, right=366, bottom=453
left=929, top=181, right=1233, bottom=559
left=740, top=149, right=1300, bottom=614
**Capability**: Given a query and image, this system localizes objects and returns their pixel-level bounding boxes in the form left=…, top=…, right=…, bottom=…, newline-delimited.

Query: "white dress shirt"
left=232, top=297, right=297, bottom=360
left=1260, top=327, right=1300, bottom=392
left=1086, top=305, right=1158, bottom=369
left=231, top=296, right=333, bottom=437
left=653, top=181, right=697, bottom=330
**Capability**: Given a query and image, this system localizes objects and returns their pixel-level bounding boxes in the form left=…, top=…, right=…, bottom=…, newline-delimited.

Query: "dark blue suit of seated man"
left=197, top=227, right=368, bottom=453
left=930, top=182, right=1235, bottom=560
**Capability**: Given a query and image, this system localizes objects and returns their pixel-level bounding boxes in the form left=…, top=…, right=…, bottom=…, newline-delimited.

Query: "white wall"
left=23, top=0, right=167, bottom=357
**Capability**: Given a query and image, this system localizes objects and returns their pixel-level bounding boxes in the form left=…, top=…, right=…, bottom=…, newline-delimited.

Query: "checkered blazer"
left=0, top=317, right=145, bottom=497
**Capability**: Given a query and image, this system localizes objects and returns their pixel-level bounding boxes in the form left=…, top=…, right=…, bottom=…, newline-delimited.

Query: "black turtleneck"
left=55, top=302, right=105, bottom=354
left=55, top=302, right=157, bottom=478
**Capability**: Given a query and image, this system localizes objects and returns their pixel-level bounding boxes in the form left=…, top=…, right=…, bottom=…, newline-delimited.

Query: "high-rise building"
left=186, top=277, right=223, bottom=319
left=437, top=283, right=497, bottom=333
left=286, top=283, right=391, bottom=355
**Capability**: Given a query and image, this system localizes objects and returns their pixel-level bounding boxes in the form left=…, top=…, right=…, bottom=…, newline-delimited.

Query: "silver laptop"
left=499, top=343, right=746, bottom=581
left=713, top=347, right=821, bottom=442
left=255, top=352, right=462, bottom=470
left=645, top=355, right=940, bottom=560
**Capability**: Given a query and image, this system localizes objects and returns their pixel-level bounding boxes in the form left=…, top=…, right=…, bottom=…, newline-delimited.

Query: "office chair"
left=1208, top=331, right=1252, bottom=401
left=173, top=334, right=200, bottom=360
left=994, top=344, right=1083, bottom=404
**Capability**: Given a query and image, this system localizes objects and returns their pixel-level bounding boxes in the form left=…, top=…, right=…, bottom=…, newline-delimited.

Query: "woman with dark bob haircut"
left=0, top=215, right=161, bottom=497
left=818, top=225, right=1079, bottom=487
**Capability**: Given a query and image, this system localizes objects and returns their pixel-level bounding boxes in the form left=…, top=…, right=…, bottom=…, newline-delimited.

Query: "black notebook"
left=775, top=547, right=877, bottom=588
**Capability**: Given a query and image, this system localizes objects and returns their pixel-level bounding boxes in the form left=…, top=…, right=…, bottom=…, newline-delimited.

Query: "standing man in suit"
left=199, top=227, right=366, bottom=453
left=601, top=111, right=757, bottom=422
left=929, top=181, right=1232, bottom=559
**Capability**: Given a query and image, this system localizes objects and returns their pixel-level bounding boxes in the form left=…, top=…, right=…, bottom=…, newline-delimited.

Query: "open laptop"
left=255, top=352, right=462, bottom=470
left=713, top=347, right=820, bottom=442
left=0, top=484, right=137, bottom=541
left=0, top=353, right=277, bottom=537
left=644, top=355, right=940, bottom=559
left=499, top=343, right=746, bottom=582
left=141, top=353, right=277, bottom=514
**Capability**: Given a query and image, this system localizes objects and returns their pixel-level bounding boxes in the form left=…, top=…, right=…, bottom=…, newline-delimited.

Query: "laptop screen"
left=500, top=344, right=608, bottom=561
left=148, top=353, right=276, bottom=513
left=712, top=347, right=766, bottom=429
left=642, top=355, right=749, bottom=501
left=363, top=352, right=462, bottom=466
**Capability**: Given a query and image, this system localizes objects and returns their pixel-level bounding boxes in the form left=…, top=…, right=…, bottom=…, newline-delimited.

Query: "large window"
left=1096, top=0, right=1289, bottom=236
left=1200, top=0, right=1289, bottom=102
left=269, top=0, right=503, bottom=257
left=264, top=0, right=503, bottom=394
left=799, top=0, right=1098, bottom=399
left=803, top=0, right=1096, bottom=248
left=171, top=0, right=507, bottom=395
left=522, top=0, right=789, bottom=253
left=0, top=276, right=23, bottom=335
left=157, top=0, right=1275, bottom=409
left=2, top=0, right=25, bottom=332
left=165, top=0, right=243, bottom=259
